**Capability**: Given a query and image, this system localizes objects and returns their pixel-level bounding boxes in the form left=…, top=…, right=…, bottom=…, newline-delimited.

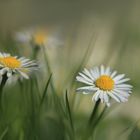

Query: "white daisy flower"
left=0, top=52, right=38, bottom=79
left=14, top=29, right=47, bottom=46
left=14, top=28, right=64, bottom=48
left=76, top=66, right=132, bottom=107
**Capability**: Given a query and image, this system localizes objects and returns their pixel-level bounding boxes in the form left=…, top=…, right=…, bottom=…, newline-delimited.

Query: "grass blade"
left=40, top=74, right=52, bottom=107
left=0, top=127, right=8, bottom=140
left=65, top=90, right=74, bottom=137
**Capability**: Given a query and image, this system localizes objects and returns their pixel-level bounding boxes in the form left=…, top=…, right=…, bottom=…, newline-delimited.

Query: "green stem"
left=42, top=47, right=56, bottom=94
left=92, top=106, right=107, bottom=129
left=32, top=45, right=40, bottom=59
left=88, top=100, right=100, bottom=125
left=0, top=73, right=8, bottom=111
left=65, top=91, right=75, bottom=139
left=82, top=100, right=100, bottom=140
left=85, top=105, right=106, bottom=140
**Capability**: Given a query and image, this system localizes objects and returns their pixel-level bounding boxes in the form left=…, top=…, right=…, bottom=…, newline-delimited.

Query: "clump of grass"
left=0, top=28, right=136, bottom=140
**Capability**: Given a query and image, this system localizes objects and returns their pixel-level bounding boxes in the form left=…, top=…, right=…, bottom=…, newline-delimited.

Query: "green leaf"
left=0, top=127, right=8, bottom=140
left=128, top=126, right=140, bottom=140
left=65, top=90, right=74, bottom=135
left=40, top=74, right=52, bottom=107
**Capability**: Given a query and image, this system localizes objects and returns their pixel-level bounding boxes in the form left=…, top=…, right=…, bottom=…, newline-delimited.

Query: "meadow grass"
left=0, top=24, right=139, bottom=140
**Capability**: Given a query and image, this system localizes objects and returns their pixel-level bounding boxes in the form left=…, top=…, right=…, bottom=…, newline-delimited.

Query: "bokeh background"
left=0, top=0, right=140, bottom=140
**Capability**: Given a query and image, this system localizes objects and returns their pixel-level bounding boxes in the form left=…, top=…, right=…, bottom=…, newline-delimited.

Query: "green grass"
left=0, top=23, right=139, bottom=140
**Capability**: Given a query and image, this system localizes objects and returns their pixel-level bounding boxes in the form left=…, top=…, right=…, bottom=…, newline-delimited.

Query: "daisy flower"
left=14, top=27, right=64, bottom=48
left=0, top=52, right=38, bottom=79
left=76, top=66, right=132, bottom=107
left=14, top=29, right=47, bottom=46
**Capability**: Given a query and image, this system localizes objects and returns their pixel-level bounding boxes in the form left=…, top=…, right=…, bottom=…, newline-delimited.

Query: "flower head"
left=32, top=31, right=47, bottom=46
left=0, top=52, right=38, bottom=79
left=76, top=65, right=132, bottom=107
left=14, top=29, right=47, bottom=46
left=14, top=28, right=64, bottom=48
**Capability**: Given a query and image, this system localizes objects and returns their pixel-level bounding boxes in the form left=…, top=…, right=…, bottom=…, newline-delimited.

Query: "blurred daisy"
left=14, top=29, right=47, bottom=46
left=32, top=30, right=47, bottom=46
left=0, top=52, right=38, bottom=79
left=14, top=28, right=64, bottom=48
left=76, top=66, right=132, bottom=107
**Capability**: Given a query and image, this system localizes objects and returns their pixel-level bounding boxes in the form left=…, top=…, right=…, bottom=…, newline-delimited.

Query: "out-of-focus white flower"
left=14, top=31, right=32, bottom=44
left=76, top=65, right=132, bottom=107
left=0, top=52, right=38, bottom=79
left=14, top=28, right=64, bottom=48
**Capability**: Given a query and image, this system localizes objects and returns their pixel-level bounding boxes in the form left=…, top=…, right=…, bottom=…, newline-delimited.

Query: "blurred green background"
left=0, top=0, right=140, bottom=140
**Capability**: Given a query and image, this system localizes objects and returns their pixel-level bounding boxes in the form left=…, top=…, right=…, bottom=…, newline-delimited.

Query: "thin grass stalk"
left=41, top=47, right=56, bottom=94
left=39, top=74, right=52, bottom=108
left=118, top=120, right=140, bottom=139
left=68, top=32, right=97, bottom=88
left=65, top=90, right=75, bottom=140
left=42, top=47, right=64, bottom=114
left=29, top=80, right=38, bottom=140
left=70, top=33, right=97, bottom=110
left=0, top=74, right=8, bottom=111
left=0, top=127, right=8, bottom=140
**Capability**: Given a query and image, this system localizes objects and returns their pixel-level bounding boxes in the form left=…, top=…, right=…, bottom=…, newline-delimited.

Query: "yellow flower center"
left=0, top=57, right=21, bottom=69
left=33, top=32, right=46, bottom=45
left=95, top=75, right=114, bottom=91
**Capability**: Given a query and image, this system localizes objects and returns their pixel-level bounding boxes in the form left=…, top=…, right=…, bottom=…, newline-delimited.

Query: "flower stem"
left=32, top=45, right=40, bottom=59
left=0, top=73, right=8, bottom=110
left=88, top=100, right=100, bottom=125
left=82, top=100, right=100, bottom=140
left=92, top=106, right=107, bottom=128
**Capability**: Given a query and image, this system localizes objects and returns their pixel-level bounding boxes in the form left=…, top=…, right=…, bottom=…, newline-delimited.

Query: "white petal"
left=113, top=89, right=130, bottom=97
left=3, top=53, right=10, bottom=57
left=76, top=86, right=97, bottom=93
left=115, top=84, right=132, bottom=88
left=115, top=78, right=130, bottom=84
left=100, top=65, right=105, bottom=75
left=78, top=72, right=93, bottom=83
left=7, top=71, right=12, bottom=77
left=106, top=102, right=111, bottom=107
left=76, top=76, right=93, bottom=85
left=115, top=88, right=132, bottom=92
left=15, top=32, right=32, bottom=43
left=99, top=91, right=104, bottom=103
left=104, top=67, right=111, bottom=75
left=107, top=91, right=121, bottom=102
left=0, top=52, right=3, bottom=57
left=18, top=70, right=29, bottom=79
left=18, top=57, right=27, bottom=61
left=103, top=93, right=109, bottom=103
left=90, top=69, right=99, bottom=79
left=92, top=90, right=101, bottom=101
left=113, top=91, right=128, bottom=102
left=0, top=68, right=8, bottom=75
left=83, top=68, right=95, bottom=80
left=93, top=67, right=100, bottom=77
left=110, top=71, right=117, bottom=78
left=113, top=74, right=125, bottom=82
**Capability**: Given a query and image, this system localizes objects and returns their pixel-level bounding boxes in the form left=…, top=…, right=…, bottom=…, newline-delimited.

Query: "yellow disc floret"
left=0, top=57, right=21, bottom=69
left=33, top=31, right=46, bottom=45
left=95, top=75, right=114, bottom=91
